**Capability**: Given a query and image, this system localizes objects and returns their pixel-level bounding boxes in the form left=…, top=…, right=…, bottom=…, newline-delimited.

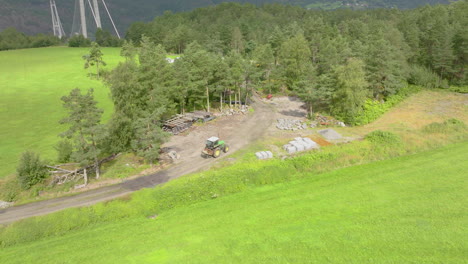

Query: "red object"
left=266, top=94, right=273, bottom=99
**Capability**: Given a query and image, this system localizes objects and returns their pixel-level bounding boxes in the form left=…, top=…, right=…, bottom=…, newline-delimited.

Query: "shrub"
left=55, top=140, right=73, bottom=163
left=446, top=86, right=468, bottom=94
left=16, top=151, right=49, bottom=190
left=365, top=130, right=401, bottom=145
left=354, top=85, right=422, bottom=126
left=68, top=34, right=91, bottom=47
left=408, top=64, right=448, bottom=89
left=0, top=177, right=21, bottom=202
left=423, top=119, right=466, bottom=134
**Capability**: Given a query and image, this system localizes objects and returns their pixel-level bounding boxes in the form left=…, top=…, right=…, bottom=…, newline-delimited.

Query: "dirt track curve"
left=0, top=99, right=275, bottom=225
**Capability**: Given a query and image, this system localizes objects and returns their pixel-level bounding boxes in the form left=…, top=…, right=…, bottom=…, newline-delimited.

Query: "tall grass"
left=0, top=47, right=122, bottom=178
left=1, top=120, right=466, bottom=247
left=1, top=140, right=467, bottom=263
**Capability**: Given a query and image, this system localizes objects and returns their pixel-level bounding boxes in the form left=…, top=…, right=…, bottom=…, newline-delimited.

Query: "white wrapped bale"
left=291, top=142, right=305, bottom=152
left=256, top=151, right=274, bottom=160
left=301, top=141, right=313, bottom=150
left=302, top=138, right=320, bottom=149
left=255, top=152, right=265, bottom=159
left=286, top=146, right=297, bottom=154
left=265, top=151, right=273, bottom=159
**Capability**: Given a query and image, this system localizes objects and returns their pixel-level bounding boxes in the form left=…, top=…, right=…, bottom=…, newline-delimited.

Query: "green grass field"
left=1, top=142, right=466, bottom=263
left=0, top=47, right=122, bottom=178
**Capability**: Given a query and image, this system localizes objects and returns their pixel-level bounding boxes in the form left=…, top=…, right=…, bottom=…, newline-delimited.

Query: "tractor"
left=201, top=136, right=229, bottom=158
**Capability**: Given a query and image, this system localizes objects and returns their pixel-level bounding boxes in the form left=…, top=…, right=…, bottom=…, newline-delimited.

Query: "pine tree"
left=131, top=107, right=169, bottom=164
left=120, top=40, right=137, bottom=62
left=331, top=58, right=369, bottom=124
left=60, top=88, right=105, bottom=184
left=364, top=30, right=406, bottom=100
left=279, top=34, right=313, bottom=90
left=83, top=42, right=106, bottom=78
left=182, top=42, right=216, bottom=112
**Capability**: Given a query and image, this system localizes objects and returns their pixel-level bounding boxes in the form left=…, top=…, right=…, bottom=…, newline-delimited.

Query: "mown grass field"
left=1, top=141, right=466, bottom=263
left=0, top=47, right=122, bottom=178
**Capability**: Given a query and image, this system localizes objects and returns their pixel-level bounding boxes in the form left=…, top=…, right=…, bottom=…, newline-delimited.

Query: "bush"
left=68, top=35, right=91, bottom=47
left=408, top=64, right=448, bottom=89
left=0, top=177, right=21, bottom=202
left=365, top=130, right=401, bottom=145
left=16, top=151, right=49, bottom=190
left=423, top=119, right=466, bottom=134
left=354, top=85, right=422, bottom=126
left=446, top=86, right=468, bottom=93
left=55, top=140, right=73, bottom=163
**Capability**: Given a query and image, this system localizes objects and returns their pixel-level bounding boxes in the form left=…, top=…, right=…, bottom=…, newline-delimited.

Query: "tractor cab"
left=202, top=136, right=229, bottom=158
left=205, top=136, right=220, bottom=149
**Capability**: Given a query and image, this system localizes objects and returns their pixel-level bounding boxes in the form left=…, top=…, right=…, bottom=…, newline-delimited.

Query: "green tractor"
left=201, top=136, right=229, bottom=158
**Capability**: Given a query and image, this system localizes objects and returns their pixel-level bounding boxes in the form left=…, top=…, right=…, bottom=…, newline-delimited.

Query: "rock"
left=74, top=184, right=86, bottom=190
left=0, top=201, right=13, bottom=209
left=168, top=150, right=180, bottom=160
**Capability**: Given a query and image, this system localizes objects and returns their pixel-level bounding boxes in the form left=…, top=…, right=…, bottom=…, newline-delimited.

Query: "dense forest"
left=0, top=0, right=451, bottom=35
left=95, top=1, right=467, bottom=161
left=4, top=1, right=466, bottom=189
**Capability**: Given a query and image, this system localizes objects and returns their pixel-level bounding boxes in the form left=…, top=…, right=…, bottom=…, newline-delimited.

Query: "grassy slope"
left=1, top=142, right=466, bottom=263
left=0, top=47, right=122, bottom=178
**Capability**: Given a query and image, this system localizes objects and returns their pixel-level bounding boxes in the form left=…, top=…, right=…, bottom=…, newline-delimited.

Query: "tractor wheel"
left=213, top=149, right=221, bottom=158
left=223, top=145, right=229, bottom=153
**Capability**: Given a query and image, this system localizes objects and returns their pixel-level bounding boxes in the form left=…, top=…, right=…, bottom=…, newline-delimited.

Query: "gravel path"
left=0, top=98, right=275, bottom=225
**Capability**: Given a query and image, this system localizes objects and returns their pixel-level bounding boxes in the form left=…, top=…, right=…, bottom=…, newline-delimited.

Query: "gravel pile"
left=218, top=106, right=250, bottom=116
left=318, top=129, right=343, bottom=140
left=276, top=119, right=308, bottom=130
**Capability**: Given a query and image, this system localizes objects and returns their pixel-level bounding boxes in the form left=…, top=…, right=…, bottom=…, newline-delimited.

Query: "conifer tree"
left=331, top=58, right=369, bottom=124
left=83, top=42, right=106, bottom=78
left=60, top=88, right=105, bottom=184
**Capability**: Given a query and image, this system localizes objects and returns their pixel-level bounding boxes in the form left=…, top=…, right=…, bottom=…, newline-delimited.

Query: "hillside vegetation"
left=0, top=0, right=451, bottom=35
left=0, top=141, right=466, bottom=263
left=0, top=0, right=466, bottom=191
left=0, top=47, right=122, bottom=178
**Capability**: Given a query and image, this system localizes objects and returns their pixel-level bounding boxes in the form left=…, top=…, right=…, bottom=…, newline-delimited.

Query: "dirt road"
left=0, top=99, right=275, bottom=225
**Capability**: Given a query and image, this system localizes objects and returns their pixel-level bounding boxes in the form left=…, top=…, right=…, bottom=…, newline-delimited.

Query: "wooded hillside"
left=0, top=0, right=451, bottom=35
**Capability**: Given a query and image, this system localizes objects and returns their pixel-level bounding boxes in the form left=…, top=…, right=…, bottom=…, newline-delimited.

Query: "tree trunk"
left=206, top=86, right=210, bottom=112
left=182, top=98, right=185, bottom=114
left=234, top=93, right=237, bottom=109
left=84, top=168, right=88, bottom=185
left=220, top=92, right=223, bottom=111
left=245, top=90, right=249, bottom=107
left=229, top=92, right=232, bottom=109
left=95, top=159, right=100, bottom=179
left=238, top=88, right=241, bottom=109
